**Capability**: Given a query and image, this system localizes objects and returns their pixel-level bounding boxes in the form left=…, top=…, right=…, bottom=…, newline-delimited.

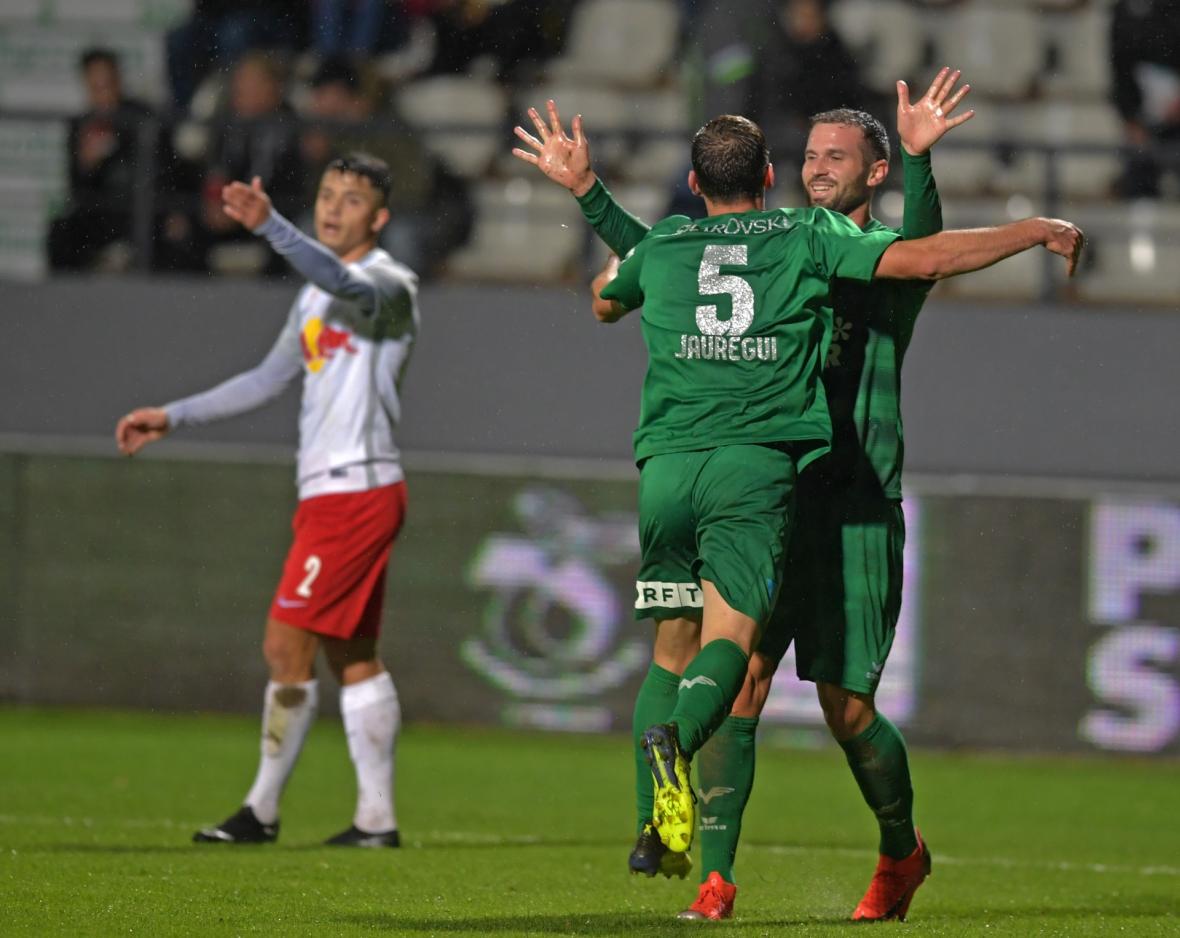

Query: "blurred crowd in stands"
left=42, top=0, right=1180, bottom=280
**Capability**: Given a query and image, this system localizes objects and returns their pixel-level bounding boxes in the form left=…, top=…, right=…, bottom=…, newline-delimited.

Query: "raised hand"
left=512, top=99, right=596, bottom=197
left=115, top=407, right=170, bottom=456
left=897, top=67, right=975, bottom=157
left=1040, top=218, right=1085, bottom=277
left=221, top=176, right=273, bottom=230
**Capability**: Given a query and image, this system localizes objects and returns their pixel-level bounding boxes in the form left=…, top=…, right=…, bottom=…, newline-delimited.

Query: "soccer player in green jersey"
left=514, top=82, right=1083, bottom=920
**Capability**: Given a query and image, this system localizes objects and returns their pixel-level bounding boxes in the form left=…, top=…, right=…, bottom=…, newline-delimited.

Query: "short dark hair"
left=809, top=108, right=890, bottom=164
left=325, top=152, right=391, bottom=204
left=690, top=115, right=770, bottom=203
left=79, top=47, right=119, bottom=72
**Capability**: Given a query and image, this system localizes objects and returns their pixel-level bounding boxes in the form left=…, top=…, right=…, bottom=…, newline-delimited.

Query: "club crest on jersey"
left=301, top=317, right=357, bottom=373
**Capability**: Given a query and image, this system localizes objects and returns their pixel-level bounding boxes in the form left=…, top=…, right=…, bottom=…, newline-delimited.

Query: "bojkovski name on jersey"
left=674, top=335, right=779, bottom=361
left=673, top=214, right=794, bottom=237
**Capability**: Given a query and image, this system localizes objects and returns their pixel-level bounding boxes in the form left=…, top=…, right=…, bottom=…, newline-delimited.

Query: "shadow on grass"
left=335, top=912, right=847, bottom=933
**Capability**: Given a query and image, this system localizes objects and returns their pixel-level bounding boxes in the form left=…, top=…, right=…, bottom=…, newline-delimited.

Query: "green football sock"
left=632, top=662, right=681, bottom=833
left=696, top=714, right=757, bottom=883
left=670, top=638, right=749, bottom=757
left=839, top=713, right=918, bottom=859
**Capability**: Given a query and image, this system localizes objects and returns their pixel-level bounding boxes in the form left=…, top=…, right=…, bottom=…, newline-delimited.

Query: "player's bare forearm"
left=877, top=218, right=1084, bottom=280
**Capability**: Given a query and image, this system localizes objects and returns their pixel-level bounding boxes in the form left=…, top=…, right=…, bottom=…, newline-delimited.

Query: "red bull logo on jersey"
left=300, top=317, right=357, bottom=373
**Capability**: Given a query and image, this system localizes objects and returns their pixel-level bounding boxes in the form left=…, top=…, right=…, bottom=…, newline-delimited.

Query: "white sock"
left=244, top=679, right=319, bottom=825
left=341, top=671, right=400, bottom=834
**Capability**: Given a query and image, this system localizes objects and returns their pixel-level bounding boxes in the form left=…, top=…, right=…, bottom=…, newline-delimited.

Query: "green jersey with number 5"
left=600, top=206, right=899, bottom=464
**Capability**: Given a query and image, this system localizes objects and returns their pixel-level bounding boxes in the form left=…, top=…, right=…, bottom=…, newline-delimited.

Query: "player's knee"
left=817, top=683, right=875, bottom=740
left=262, top=624, right=315, bottom=682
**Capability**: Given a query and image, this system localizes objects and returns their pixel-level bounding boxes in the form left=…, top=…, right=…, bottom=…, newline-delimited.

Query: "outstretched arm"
left=875, top=217, right=1084, bottom=281
left=222, top=177, right=390, bottom=316
left=896, top=66, right=973, bottom=240
left=512, top=99, right=650, bottom=257
left=115, top=316, right=303, bottom=456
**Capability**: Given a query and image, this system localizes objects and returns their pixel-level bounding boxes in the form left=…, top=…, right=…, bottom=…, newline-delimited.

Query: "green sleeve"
left=599, top=241, right=646, bottom=310
left=575, top=178, right=651, bottom=257
left=899, top=150, right=942, bottom=240
left=805, top=208, right=901, bottom=282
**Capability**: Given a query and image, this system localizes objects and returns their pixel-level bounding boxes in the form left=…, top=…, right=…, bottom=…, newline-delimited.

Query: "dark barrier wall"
left=4, top=451, right=1178, bottom=756
left=2, top=277, right=1178, bottom=479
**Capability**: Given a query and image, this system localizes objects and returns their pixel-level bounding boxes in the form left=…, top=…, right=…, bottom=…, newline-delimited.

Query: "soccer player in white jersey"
left=115, top=153, right=419, bottom=847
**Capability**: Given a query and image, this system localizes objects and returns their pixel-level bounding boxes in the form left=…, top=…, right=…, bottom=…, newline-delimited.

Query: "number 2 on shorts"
left=296, top=554, right=322, bottom=598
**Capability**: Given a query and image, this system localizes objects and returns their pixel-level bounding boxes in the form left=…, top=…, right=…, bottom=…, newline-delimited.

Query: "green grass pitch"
left=1, top=707, right=1177, bottom=937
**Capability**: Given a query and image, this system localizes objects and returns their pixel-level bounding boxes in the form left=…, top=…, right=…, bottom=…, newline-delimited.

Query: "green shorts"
left=633, top=444, right=797, bottom=626
left=759, top=478, right=905, bottom=694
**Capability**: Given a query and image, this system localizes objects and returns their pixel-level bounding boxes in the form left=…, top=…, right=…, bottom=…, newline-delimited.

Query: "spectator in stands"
left=48, top=49, right=154, bottom=272
left=161, top=51, right=305, bottom=274
left=748, top=0, right=871, bottom=164
left=299, top=57, right=471, bottom=276
left=1110, top=0, right=1180, bottom=198
left=166, top=0, right=306, bottom=113
left=311, top=0, right=399, bottom=60
left=424, top=0, right=567, bottom=82
left=675, top=0, right=869, bottom=215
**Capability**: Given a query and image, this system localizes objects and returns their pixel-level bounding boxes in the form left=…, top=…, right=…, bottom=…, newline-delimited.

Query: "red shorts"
left=269, top=482, right=407, bottom=640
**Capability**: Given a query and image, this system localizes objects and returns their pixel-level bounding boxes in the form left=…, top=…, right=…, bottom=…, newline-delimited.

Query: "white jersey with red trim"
left=164, top=211, right=419, bottom=500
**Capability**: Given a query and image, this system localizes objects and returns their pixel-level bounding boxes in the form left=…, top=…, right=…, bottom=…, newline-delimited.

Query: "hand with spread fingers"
left=1041, top=218, right=1086, bottom=277
left=897, top=66, right=975, bottom=157
left=221, top=175, right=273, bottom=231
left=512, top=99, right=597, bottom=197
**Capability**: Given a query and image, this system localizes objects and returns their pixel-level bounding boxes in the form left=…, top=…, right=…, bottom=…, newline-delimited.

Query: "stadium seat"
left=998, top=101, right=1124, bottom=200
left=395, top=75, right=508, bottom=179
left=52, top=0, right=144, bottom=24
left=445, top=179, right=585, bottom=282
left=931, top=6, right=1044, bottom=99
left=829, top=0, right=926, bottom=95
left=1070, top=202, right=1180, bottom=305
left=24, top=0, right=191, bottom=25
left=0, top=26, right=168, bottom=113
left=1041, top=5, right=1113, bottom=100
left=546, top=0, right=680, bottom=88
left=0, top=184, right=51, bottom=281
left=513, top=82, right=634, bottom=176
left=0, top=0, right=40, bottom=24
left=623, top=88, right=689, bottom=184
left=920, top=107, right=1003, bottom=197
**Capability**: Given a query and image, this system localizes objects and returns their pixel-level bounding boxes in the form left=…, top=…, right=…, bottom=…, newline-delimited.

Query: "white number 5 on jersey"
left=696, top=244, right=755, bottom=336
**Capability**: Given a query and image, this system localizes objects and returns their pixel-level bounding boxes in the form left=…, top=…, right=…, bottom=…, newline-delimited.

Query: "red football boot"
left=677, top=871, right=737, bottom=921
left=852, top=830, right=932, bottom=922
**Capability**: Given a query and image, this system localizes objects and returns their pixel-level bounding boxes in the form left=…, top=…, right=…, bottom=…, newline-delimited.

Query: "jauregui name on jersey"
left=674, top=335, right=779, bottom=362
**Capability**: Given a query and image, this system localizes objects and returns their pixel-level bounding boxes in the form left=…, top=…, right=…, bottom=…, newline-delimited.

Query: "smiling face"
left=801, top=121, right=887, bottom=217
left=314, top=168, right=389, bottom=260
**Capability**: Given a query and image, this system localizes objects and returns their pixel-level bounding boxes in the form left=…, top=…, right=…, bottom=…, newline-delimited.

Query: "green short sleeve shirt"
left=600, top=207, right=899, bottom=464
